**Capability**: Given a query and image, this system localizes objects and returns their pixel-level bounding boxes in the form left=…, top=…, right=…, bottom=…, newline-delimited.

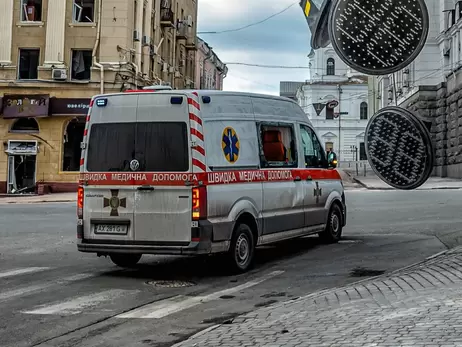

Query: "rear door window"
left=86, top=122, right=189, bottom=172
left=135, top=122, right=189, bottom=172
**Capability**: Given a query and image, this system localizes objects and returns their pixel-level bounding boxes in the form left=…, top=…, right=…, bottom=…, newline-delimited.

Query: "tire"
left=319, top=204, right=343, bottom=243
left=227, top=223, right=255, bottom=274
left=110, top=254, right=142, bottom=267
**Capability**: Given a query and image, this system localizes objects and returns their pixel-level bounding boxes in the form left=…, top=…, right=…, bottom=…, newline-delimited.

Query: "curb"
left=0, top=199, right=76, bottom=205
left=174, top=246, right=455, bottom=346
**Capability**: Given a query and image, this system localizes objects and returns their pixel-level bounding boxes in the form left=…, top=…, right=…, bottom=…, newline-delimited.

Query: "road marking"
left=0, top=273, right=96, bottom=302
left=0, top=267, right=51, bottom=279
left=116, top=270, right=285, bottom=319
left=22, top=289, right=138, bottom=315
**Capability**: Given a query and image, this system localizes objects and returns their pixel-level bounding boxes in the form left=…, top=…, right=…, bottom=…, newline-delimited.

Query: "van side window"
left=258, top=123, right=297, bottom=168
left=299, top=125, right=327, bottom=168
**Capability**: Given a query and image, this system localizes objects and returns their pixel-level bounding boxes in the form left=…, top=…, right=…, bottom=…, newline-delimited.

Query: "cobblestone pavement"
left=174, top=247, right=462, bottom=347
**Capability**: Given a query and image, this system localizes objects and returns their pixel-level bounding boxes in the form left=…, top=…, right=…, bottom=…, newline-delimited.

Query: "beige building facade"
left=0, top=0, right=198, bottom=194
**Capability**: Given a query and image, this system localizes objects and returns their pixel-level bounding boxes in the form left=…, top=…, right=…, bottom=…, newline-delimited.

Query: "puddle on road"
left=350, top=267, right=386, bottom=277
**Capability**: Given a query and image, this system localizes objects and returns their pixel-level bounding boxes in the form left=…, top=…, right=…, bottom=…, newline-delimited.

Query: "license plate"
left=94, top=224, right=128, bottom=234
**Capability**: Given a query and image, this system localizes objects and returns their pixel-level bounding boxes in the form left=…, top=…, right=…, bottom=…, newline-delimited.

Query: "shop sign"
left=2, top=94, right=50, bottom=119
left=49, top=98, right=91, bottom=115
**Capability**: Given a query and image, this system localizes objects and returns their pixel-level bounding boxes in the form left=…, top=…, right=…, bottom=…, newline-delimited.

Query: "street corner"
left=173, top=249, right=462, bottom=347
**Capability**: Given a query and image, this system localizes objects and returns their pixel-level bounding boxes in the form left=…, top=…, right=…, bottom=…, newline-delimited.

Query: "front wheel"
left=110, top=254, right=142, bottom=267
left=227, top=223, right=255, bottom=274
left=319, top=204, right=343, bottom=243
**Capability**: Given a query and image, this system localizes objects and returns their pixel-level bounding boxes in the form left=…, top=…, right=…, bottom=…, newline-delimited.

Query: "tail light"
left=77, top=186, right=84, bottom=219
left=192, top=186, right=207, bottom=220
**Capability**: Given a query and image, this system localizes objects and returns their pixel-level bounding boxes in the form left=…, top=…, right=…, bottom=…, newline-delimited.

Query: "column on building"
left=0, top=0, right=14, bottom=64
left=44, top=0, right=67, bottom=65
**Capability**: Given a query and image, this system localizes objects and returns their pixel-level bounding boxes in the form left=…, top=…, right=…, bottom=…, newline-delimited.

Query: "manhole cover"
left=365, top=106, right=433, bottom=190
left=146, top=280, right=196, bottom=288
left=328, top=0, right=429, bottom=75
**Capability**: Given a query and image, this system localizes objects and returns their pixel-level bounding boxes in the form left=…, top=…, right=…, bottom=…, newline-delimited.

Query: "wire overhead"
left=197, top=2, right=297, bottom=34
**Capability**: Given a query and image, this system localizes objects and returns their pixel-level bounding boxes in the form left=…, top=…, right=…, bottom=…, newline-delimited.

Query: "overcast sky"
left=197, top=0, right=312, bottom=95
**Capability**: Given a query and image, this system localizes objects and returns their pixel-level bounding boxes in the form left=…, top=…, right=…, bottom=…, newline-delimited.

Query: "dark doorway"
left=63, top=118, right=85, bottom=171
left=8, top=155, right=36, bottom=193
left=359, top=142, right=367, bottom=160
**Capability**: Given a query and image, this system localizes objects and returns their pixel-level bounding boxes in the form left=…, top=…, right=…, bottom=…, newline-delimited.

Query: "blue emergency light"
left=202, top=96, right=211, bottom=103
left=95, top=98, right=108, bottom=107
left=170, top=96, right=183, bottom=104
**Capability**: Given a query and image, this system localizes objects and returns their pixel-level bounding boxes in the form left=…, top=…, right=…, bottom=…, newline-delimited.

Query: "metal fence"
left=337, top=160, right=373, bottom=177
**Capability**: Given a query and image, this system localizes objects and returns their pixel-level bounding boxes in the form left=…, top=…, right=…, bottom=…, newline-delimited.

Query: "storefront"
left=0, top=95, right=90, bottom=194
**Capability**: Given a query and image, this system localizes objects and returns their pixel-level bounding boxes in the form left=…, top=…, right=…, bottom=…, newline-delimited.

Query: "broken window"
left=71, top=50, right=92, bottom=80
left=21, top=0, right=42, bottom=22
left=10, top=118, right=39, bottom=133
left=18, top=49, right=39, bottom=80
left=73, top=0, right=95, bottom=23
left=62, top=118, right=85, bottom=171
left=259, top=123, right=297, bottom=168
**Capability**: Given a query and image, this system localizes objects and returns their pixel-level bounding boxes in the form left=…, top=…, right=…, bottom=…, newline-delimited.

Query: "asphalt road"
left=0, top=189, right=461, bottom=347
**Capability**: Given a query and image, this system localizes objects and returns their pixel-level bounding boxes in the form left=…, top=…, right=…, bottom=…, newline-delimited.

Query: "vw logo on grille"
left=129, top=159, right=140, bottom=171
left=365, top=106, right=434, bottom=190
left=328, top=0, right=429, bottom=75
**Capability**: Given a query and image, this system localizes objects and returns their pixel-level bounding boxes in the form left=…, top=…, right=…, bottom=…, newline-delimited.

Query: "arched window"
left=10, top=118, right=39, bottom=132
left=360, top=102, right=368, bottom=120
left=62, top=118, right=85, bottom=171
left=326, top=58, right=335, bottom=75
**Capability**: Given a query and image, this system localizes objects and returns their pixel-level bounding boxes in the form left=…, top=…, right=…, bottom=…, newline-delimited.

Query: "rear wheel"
left=227, top=223, right=255, bottom=274
left=110, top=254, right=142, bottom=267
left=319, top=204, right=343, bottom=243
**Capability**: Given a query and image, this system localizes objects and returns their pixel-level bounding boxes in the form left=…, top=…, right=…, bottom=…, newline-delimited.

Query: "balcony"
left=160, top=8, right=174, bottom=27
left=176, top=22, right=188, bottom=40
left=185, top=36, right=197, bottom=50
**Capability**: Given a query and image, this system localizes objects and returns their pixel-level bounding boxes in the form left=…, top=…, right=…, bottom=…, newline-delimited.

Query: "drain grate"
left=146, top=280, right=196, bottom=288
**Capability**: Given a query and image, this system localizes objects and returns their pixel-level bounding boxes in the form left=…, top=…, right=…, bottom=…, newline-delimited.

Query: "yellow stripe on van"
left=304, top=0, right=311, bottom=17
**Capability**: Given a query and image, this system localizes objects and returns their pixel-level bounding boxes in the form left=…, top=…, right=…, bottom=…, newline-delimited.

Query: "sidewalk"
left=0, top=192, right=76, bottom=204
left=354, top=175, right=462, bottom=190
left=174, top=247, right=462, bottom=347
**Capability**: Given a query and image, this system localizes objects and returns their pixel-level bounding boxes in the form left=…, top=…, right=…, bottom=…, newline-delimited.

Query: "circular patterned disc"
left=328, top=0, right=429, bottom=75
left=365, top=106, right=434, bottom=190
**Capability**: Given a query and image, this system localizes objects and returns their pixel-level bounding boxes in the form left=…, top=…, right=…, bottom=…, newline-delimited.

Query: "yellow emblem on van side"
left=222, top=127, right=240, bottom=163
left=304, top=0, right=311, bottom=16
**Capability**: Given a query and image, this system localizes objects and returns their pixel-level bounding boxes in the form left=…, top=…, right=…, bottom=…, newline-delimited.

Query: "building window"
left=360, top=102, right=368, bottom=120
left=71, top=50, right=92, bottom=80
left=21, top=0, right=42, bottom=22
left=326, top=58, right=335, bottom=75
left=10, top=118, right=39, bottom=133
left=63, top=118, right=85, bottom=171
left=73, top=0, right=95, bottom=23
left=325, top=141, right=333, bottom=151
left=325, top=107, right=334, bottom=119
left=18, top=49, right=39, bottom=80
left=359, top=142, right=367, bottom=160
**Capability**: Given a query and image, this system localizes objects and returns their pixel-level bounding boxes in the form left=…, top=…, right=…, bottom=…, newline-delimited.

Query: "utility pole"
left=337, top=84, right=342, bottom=161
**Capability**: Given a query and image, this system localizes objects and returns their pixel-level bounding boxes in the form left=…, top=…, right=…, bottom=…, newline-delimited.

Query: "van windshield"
left=86, top=122, right=189, bottom=172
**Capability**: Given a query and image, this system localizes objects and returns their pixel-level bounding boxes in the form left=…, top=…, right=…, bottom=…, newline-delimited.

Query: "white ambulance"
left=77, top=89, right=346, bottom=273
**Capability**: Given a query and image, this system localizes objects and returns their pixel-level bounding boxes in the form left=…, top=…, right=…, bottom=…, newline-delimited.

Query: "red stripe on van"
left=79, top=169, right=342, bottom=186
left=83, top=129, right=88, bottom=136
left=80, top=158, right=85, bottom=166
left=193, top=145, right=206, bottom=156
left=190, top=128, right=204, bottom=141
left=189, top=113, right=202, bottom=125
left=188, top=98, right=200, bottom=110
left=192, top=158, right=207, bottom=171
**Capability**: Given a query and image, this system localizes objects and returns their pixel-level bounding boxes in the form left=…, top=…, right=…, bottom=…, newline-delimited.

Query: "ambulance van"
left=77, top=89, right=346, bottom=273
